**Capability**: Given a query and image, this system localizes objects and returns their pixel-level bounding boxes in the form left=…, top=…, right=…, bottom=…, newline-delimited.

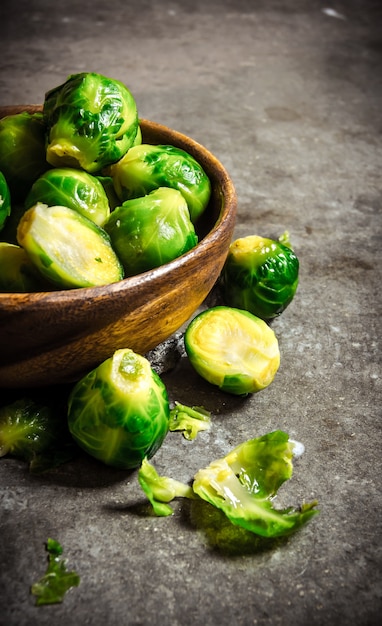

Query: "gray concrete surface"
left=1, top=1, right=381, bottom=625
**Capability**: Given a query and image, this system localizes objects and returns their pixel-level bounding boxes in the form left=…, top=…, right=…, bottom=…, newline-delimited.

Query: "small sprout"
left=138, top=457, right=195, bottom=517
left=108, top=143, right=211, bottom=224
left=67, top=349, right=170, bottom=469
left=169, top=402, right=211, bottom=440
left=0, top=170, right=11, bottom=231
left=184, top=306, right=280, bottom=395
left=43, top=72, right=139, bottom=173
left=104, top=187, right=198, bottom=277
left=0, top=397, right=75, bottom=472
left=17, top=202, right=124, bottom=289
left=25, top=167, right=111, bottom=227
left=0, top=111, right=49, bottom=202
left=220, top=234, right=299, bottom=320
left=31, top=538, right=80, bottom=606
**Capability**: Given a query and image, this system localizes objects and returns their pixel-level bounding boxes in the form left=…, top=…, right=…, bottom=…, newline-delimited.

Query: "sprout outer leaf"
left=138, top=457, right=195, bottom=516
left=192, top=430, right=319, bottom=538
left=31, top=539, right=80, bottom=606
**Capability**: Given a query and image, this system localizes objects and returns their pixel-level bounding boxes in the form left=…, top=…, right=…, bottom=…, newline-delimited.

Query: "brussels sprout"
left=0, top=111, right=50, bottom=202
left=138, top=457, right=196, bottom=517
left=220, top=234, right=299, bottom=320
left=184, top=306, right=280, bottom=395
left=169, top=402, right=211, bottom=441
left=67, top=348, right=170, bottom=469
left=0, top=242, right=49, bottom=292
left=96, top=175, right=121, bottom=211
left=25, top=168, right=111, bottom=226
left=108, top=143, right=211, bottom=224
left=0, top=171, right=11, bottom=231
left=43, top=72, right=139, bottom=173
left=104, top=187, right=198, bottom=276
left=17, top=202, right=124, bottom=289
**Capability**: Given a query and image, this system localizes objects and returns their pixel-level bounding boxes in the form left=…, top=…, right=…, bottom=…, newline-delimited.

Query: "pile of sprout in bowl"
left=0, top=73, right=317, bottom=544
left=0, top=71, right=212, bottom=292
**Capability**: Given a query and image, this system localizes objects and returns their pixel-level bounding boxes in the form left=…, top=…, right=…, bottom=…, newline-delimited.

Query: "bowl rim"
left=0, top=106, right=237, bottom=304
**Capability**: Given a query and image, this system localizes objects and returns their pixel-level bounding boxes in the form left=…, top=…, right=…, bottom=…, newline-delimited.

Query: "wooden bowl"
left=0, top=105, right=237, bottom=388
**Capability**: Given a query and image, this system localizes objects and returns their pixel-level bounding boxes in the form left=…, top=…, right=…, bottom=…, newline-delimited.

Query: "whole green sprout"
left=104, top=187, right=198, bottom=276
left=220, top=233, right=299, bottom=320
left=43, top=72, right=139, bottom=173
left=17, top=202, right=124, bottom=289
left=0, top=111, right=50, bottom=202
left=0, top=242, right=49, bottom=292
left=67, top=349, right=170, bottom=469
left=0, top=397, right=74, bottom=472
left=0, top=171, right=11, bottom=231
left=108, top=143, right=211, bottom=224
left=25, top=168, right=111, bottom=226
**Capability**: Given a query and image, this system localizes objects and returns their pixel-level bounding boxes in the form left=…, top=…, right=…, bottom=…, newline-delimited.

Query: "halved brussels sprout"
left=67, top=348, right=170, bottom=469
left=17, top=202, right=124, bottom=289
left=104, top=187, right=198, bottom=277
left=108, top=143, right=211, bottom=224
left=0, top=242, right=49, bottom=292
left=0, top=111, right=50, bottom=202
left=0, top=171, right=11, bottom=231
left=25, top=168, right=111, bottom=226
left=184, top=306, right=280, bottom=395
left=220, top=234, right=299, bottom=320
left=43, top=72, right=139, bottom=173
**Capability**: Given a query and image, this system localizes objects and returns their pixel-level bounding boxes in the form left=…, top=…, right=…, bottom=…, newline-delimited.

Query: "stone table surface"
left=0, top=1, right=381, bottom=625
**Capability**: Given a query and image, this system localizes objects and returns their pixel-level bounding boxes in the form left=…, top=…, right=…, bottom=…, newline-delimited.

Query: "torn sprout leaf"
left=169, top=402, right=211, bottom=440
left=138, top=457, right=195, bottom=516
left=31, top=538, right=80, bottom=606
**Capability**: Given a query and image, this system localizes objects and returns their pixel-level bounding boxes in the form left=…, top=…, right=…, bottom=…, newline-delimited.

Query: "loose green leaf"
left=184, top=306, right=280, bottom=395
left=31, top=538, right=80, bottom=606
left=193, top=430, right=319, bottom=538
left=0, top=397, right=75, bottom=472
left=220, top=234, right=299, bottom=320
left=138, top=457, right=195, bottom=516
left=68, top=349, right=170, bottom=469
left=169, top=402, right=211, bottom=440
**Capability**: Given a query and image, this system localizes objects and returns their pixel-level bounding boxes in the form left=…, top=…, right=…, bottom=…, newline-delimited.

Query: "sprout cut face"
left=184, top=306, right=280, bottom=395
left=17, top=202, right=124, bottom=289
left=43, top=72, right=139, bottom=173
left=67, top=349, right=170, bottom=469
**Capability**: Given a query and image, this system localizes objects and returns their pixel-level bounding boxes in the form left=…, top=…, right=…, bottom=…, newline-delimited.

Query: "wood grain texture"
left=0, top=106, right=237, bottom=387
